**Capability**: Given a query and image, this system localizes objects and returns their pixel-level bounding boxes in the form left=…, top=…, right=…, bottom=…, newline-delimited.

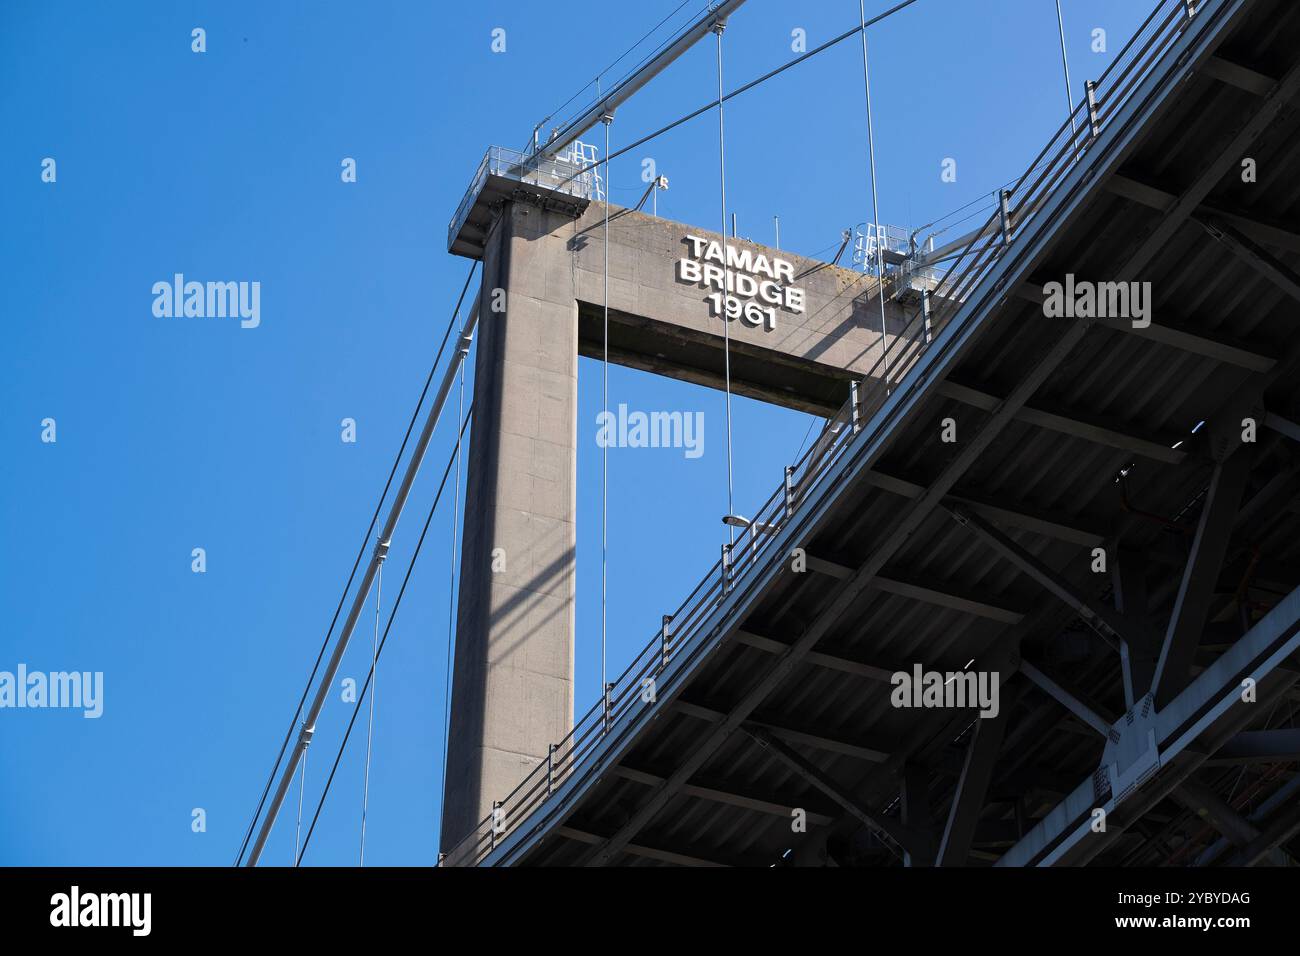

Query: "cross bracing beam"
left=860, top=470, right=1106, bottom=545
left=799, top=634, right=1028, bottom=865
left=1195, top=652, right=1300, bottom=696
left=900, top=763, right=937, bottom=866
left=936, top=688, right=1016, bottom=866
left=734, top=629, right=897, bottom=683
left=936, top=380, right=1187, bottom=464
left=1173, top=780, right=1257, bottom=846
left=734, top=629, right=994, bottom=691
left=1264, top=412, right=1300, bottom=444
left=1012, top=280, right=1276, bottom=371
left=944, top=504, right=1144, bottom=652
left=1207, top=727, right=1300, bottom=765
left=1107, top=50, right=1300, bottom=280
left=804, top=553, right=1026, bottom=623
left=554, top=826, right=738, bottom=867
left=674, top=700, right=890, bottom=763
left=1114, top=318, right=1276, bottom=372
left=1169, top=778, right=1291, bottom=866
left=1200, top=53, right=1278, bottom=96
left=1195, top=773, right=1300, bottom=865
left=1113, top=547, right=1160, bottom=711
left=608, top=765, right=839, bottom=826
left=1151, top=448, right=1254, bottom=708
left=1223, top=800, right=1300, bottom=867
left=1020, top=659, right=1114, bottom=736
left=1106, top=172, right=1300, bottom=253
left=742, top=726, right=919, bottom=854
left=1195, top=215, right=1300, bottom=304
left=873, top=572, right=1026, bottom=624
left=997, top=582, right=1300, bottom=866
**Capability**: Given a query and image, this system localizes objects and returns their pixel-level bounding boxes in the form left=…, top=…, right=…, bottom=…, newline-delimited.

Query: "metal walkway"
left=443, top=0, right=1300, bottom=867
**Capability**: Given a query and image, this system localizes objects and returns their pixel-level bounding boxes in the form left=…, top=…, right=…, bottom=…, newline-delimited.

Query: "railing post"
left=490, top=801, right=502, bottom=850
left=1085, top=80, right=1101, bottom=138
left=660, top=614, right=672, bottom=670
left=602, top=682, right=613, bottom=733
left=783, top=466, right=796, bottom=519
left=546, top=743, right=555, bottom=796
left=999, top=189, right=1013, bottom=245
left=721, top=543, right=733, bottom=598
left=850, top=380, right=862, bottom=434
left=922, top=287, right=933, bottom=345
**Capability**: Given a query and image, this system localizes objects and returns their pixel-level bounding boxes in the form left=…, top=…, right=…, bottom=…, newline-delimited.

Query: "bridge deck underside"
left=488, top=0, right=1300, bottom=867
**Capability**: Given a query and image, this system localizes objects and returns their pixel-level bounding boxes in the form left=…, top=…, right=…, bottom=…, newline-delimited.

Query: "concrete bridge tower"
left=439, top=151, right=923, bottom=848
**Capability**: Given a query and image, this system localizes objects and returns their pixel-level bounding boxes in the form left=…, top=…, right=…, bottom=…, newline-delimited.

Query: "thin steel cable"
left=553, top=0, right=925, bottom=195
left=911, top=154, right=1059, bottom=246
left=1056, top=0, right=1079, bottom=143
left=235, top=261, right=477, bottom=867
left=297, top=406, right=474, bottom=866
left=536, top=0, right=700, bottom=146
left=601, top=115, right=612, bottom=699
left=294, top=748, right=306, bottom=864
left=358, top=559, right=382, bottom=866
left=715, top=23, right=735, bottom=546
left=859, top=0, right=891, bottom=392
left=793, top=414, right=823, bottom=462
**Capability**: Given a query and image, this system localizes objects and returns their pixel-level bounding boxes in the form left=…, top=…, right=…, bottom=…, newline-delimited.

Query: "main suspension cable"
left=555, top=0, right=924, bottom=194
left=235, top=261, right=478, bottom=867
left=296, top=405, right=474, bottom=866
left=535, top=0, right=699, bottom=148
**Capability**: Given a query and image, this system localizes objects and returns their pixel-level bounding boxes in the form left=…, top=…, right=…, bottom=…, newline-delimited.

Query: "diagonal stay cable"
left=296, top=404, right=474, bottom=866
left=234, top=261, right=478, bottom=866
left=555, top=0, right=924, bottom=192
left=536, top=0, right=699, bottom=146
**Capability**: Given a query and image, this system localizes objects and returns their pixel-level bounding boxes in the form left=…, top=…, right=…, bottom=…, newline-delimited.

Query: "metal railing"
left=440, top=0, right=1206, bottom=867
left=852, top=221, right=912, bottom=271
left=447, top=144, right=603, bottom=251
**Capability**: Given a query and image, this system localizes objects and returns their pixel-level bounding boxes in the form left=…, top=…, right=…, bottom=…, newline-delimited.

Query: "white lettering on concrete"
left=678, top=235, right=807, bottom=330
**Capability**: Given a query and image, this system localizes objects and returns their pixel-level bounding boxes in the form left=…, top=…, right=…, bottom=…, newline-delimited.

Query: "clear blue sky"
left=0, top=0, right=1146, bottom=865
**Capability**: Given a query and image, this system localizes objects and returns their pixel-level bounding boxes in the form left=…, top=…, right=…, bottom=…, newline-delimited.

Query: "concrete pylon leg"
left=441, top=202, right=578, bottom=849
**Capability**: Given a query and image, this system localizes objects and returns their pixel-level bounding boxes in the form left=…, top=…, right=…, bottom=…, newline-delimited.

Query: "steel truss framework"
left=445, top=0, right=1300, bottom=867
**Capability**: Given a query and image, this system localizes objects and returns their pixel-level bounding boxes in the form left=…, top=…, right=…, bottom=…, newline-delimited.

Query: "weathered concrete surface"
left=441, top=202, right=578, bottom=849
left=568, top=205, right=913, bottom=414
left=441, top=199, right=922, bottom=849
